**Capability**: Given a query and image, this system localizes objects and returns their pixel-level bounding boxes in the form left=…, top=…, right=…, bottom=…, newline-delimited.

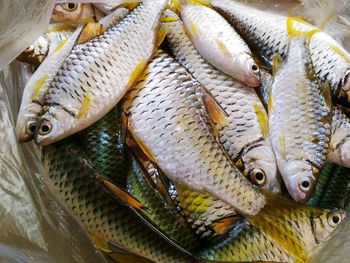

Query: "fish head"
left=241, top=144, right=280, bottom=194
left=238, top=53, right=260, bottom=87
left=35, top=106, right=75, bottom=145
left=52, top=3, right=94, bottom=25
left=313, top=209, right=346, bottom=243
left=16, top=103, right=42, bottom=142
left=278, top=159, right=316, bottom=202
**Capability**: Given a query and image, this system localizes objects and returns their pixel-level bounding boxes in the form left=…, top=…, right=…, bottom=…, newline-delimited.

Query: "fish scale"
left=122, top=50, right=266, bottom=216
left=212, top=0, right=350, bottom=98
left=36, top=0, right=167, bottom=145
left=161, top=10, right=279, bottom=193
left=269, top=37, right=332, bottom=202
left=42, top=139, right=195, bottom=263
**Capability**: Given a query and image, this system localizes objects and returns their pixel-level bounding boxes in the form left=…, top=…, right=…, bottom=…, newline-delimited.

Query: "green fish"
left=42, top=138, right=197, bottom=263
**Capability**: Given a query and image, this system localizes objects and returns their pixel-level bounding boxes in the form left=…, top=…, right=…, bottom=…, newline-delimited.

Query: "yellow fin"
left=286, top=16, right=320, bottom=39
left=127, top=60, right=147, bottom=89
left=212, top=215, right=242, bottom=236
left=216, top=39, right=231, bottom=56
left=160, top=10, right=180, bottom=23
left=97, top=175, right=149, bottom=212
left=77, top=92, right=91, bottom=119
left=267, top=92, right=273, bottom=114
left=253, top=101, right=269, bottom=138
left=278, top=132, right=286, bottom=159
left=156, top=27, right=168, bottom=47
left=31, top=74, right=48, bottom=100
left=121, top=2, right=140, bottom=10
left=189, top=20, right=199, bottom=38
left=82, top=15, right=95, bottom=24
left=272, top=53, right=282, bottom=76
left=321, top=81, right=333, bottom=111
left=90, top=234, right=112, bottom=253
left=52, top=37, right=69, bottom=54
left=77, top=22, right=104, bottom=45
left=126, top=131, right=157, bottom=164
left=197, top=86, right=229, bottom=137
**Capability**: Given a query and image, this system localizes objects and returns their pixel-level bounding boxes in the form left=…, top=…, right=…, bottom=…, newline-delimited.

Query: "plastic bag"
left=0, top=0, right=349, bottom=262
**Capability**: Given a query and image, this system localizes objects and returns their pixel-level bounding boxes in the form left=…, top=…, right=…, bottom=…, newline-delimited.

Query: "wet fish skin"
left=269, top=37, right=332, bottom=203
left=122, top=50, right=266, bottom=216
left=35, top=1, right=167, bottom=145
left=212, top=0, right=350, bottom=98
left=174, top=1, right=260, bottom=87
left=201, top=205, right=345, bottom=263
left=328, top=106, right=350, bottom=168
left=77, top=105, right=130, bottom=186
left=161, top=10, right=280, bottom=193
left=126, top=158, right=202, bottom=251
left=16, top=26, right=84, bottom=143
left=175, top=183, right=238, bottom=239
left=42, top=138, right=196, bottom=263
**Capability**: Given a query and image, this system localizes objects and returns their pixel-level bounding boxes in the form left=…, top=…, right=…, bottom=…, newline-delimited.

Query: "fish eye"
left=63, top=3, right=78, bottom=11
left=26, top=121, right=37, bottom=135
left=327, top=212, right=342, bottom=227
left=298, top=177, right=313, bottom=193
left=249, top=169, right=267, bottom=186
left=249, top=62, right=260, bottom=74
left=39, top=119, right=52, bottom=135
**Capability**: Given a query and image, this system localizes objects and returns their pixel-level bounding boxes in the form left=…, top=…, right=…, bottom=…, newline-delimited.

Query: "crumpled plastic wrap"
left=0, top=0, right=349, bottom=262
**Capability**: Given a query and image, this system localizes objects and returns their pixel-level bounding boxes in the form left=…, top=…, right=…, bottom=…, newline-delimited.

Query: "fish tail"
left=245, top=191, right=319, bottom=262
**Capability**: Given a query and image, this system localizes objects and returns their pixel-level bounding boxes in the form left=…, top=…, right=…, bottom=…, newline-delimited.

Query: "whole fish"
left=122, top=50, right=266, bottom=216
left=16, top=26, right=84, bottom=142
left=77, top=105, right=130, bottom=186
left=126, top=157, right=202, bottom=252
left=175, top=183, right=240, bottom=240
left=212, top=0, right=350, bottom=99
left=268, top=37, right=332, bottom=203
left=16, top=7, right=130, bottom=143
left=201, top=204, right=345, bottom=263
left=161, top=10, right=280, bottom=193
left=328, top=106, right=350, bottom=168
left=35, top=1, right=167, bottom=145
left=172, top=0, right=260, bottom=87
left=42, top=138, right=196, bottom=263
left=52, top=3, right=96, bottom=25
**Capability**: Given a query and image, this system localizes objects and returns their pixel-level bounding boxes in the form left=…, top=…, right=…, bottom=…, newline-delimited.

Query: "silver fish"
left=269, top=37, right=332, bottom=203
left=35, top=1, right=167, bottom=145
left=122, top=50, right=266, bottom=216
left=161, top=10, right=280, bottom=193
left=212, top=0, right=350, bottom=99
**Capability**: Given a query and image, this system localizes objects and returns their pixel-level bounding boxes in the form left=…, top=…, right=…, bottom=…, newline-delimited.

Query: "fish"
left=200, top=203, right=345, bottom=263
left=35, top=1, right=167, bottom=145
left=328, top=106, right=350, bottom=168
left=307, top=162, right=335, bottom=207
left=52, top=3, right=96, bottom=26
left=16, top=7, right=131, bottom=143
left=161, top=10, right=280, bottom=193
left=212, top=0, right=350, bottom=99
left=172, top=0, right=260, bottom=87
left=122, top=50, right=266, bottom=216
left=41, top=138, right=197, bottom=263
left=77, top=105, right=130, bottom=186
left=174, top=183, right=241, bottom=240
left=126, top=156, right=202, bottom=252
left=268, top=37, right=332, bottom=203
left=16, top=26, right=84, bottom=142
left=314, top=165, right=350, bottom=209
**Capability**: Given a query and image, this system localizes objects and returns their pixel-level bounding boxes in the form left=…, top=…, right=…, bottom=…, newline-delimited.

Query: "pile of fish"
left=14, top=1, right=350, bottom=262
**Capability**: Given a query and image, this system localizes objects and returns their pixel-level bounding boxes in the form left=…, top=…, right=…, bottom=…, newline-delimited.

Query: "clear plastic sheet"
left=0, top=0, right=349, bottom=262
